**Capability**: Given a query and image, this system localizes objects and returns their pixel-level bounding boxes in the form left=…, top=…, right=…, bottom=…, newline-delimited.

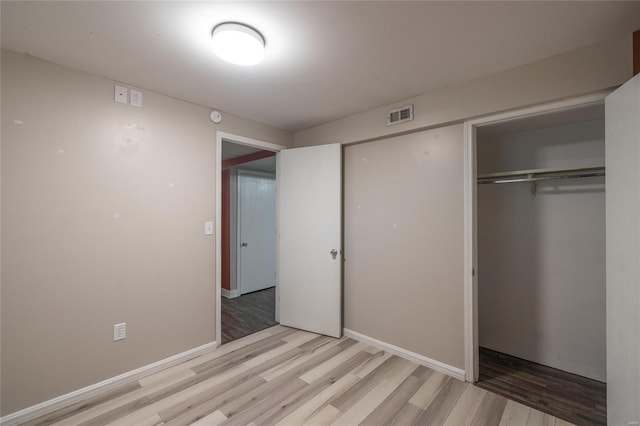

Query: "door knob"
left=330, top=249, right=338, bottom=259
left=241, top=242, right=248, bottom=247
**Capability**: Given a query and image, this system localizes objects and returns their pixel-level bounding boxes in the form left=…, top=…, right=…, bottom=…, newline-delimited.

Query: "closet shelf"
left=477, top=165, right=605, bottom=195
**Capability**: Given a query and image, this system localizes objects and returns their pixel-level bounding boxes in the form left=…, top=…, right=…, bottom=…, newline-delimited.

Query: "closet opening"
left=465, top=97, right=607, bottom=425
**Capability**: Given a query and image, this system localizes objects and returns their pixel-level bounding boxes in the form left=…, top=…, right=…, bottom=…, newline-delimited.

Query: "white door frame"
left=462, top=91, right=610, bottom=382
left=236, top=169, right=277, bottom=296
left=215, top=131, right=286, bottom=347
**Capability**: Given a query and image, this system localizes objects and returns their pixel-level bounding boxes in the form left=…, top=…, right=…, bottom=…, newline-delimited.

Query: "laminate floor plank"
left=274, top=373, right=359, bottom=426
left=220, top=340, right=357, bottom=419
left=220, top=378, right=309, bottom=426
left=102, top=336, right=304, bottom=426
left=158, top=346, right=310, bottom=424
left=260, top=336, right=343, bottom=381
left=329, top=355, right=405, bottom=412
left=49, top=330, right=291, bottom=426
left=138, top=366, right=197, bottom=388
left=298, top=342, right=367, bottom=383
left=413, top=377, right=467, bottom=425
left=470, top=391, right=508, bottom=426
left=302, top=404, right=341, bottom=426
left=191, top=409, right=227, bottom=426
left=477, top=347, right=606, bottom=426
left=160, top=376, right=265, bottom=425
left=528, top=408, right=557, bottom=426
left=443, top=383, right=487, bottom=426
left=21, top=326, right=577, bottom=426
left=243, top=332, right=320, bottom=369
left=359, top=374, right=424, bottom=426
left=499, top=400, right=532, bottom=426
left=104, top=342, right=310, bottom=425
left=329, top=379, right=399, bottom=426
left=192, top=328, right=295, bottom=374
left=135, top=413, right=165, bottom=426
left=388, top=402, right=424, bottom=426
left=352, top=351, right=392, bottom=378
left=253, top=351, right=374, bottom=426
left=21, top=381, right=141, bottom=426
left=408, top=371, right=448, bottom=409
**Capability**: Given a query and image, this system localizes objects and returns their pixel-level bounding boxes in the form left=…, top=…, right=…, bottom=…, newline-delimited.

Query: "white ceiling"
left=2, top=2, right=639, bottom=132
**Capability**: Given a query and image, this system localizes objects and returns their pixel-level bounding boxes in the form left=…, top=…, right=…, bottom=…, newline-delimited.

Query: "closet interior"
left=475, top=103, right=607, bottom=426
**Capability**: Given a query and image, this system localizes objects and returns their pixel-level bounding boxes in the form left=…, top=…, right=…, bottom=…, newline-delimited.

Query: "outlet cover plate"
left=205, top=221, right=214, bottom=235
left=114, top=85, right=128, bottom=104
left=113, top=322, right=126, bottom=341
left=130, top=89, right=142, bottom=107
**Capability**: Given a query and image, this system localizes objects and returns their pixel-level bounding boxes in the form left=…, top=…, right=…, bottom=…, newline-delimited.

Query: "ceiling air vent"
left=387, top=104, right=414, bottom=126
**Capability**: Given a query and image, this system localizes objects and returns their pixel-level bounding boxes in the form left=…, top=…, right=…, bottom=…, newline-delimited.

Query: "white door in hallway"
left=277, top=143, right=342, bottom=338
left=238, top=171, right=276, bottom=295
left=605, top=72, right=640, bottom=426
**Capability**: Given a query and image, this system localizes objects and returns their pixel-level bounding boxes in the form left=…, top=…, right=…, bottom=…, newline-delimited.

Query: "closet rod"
left=478, top=170, right=605, bottom=185
left=477, top=165, right=605, bottom=195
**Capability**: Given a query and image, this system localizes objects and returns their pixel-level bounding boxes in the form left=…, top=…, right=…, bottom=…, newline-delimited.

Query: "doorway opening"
left=463, top=93, right=608, bottom=425
left=215, top=132, right=286, bottom=345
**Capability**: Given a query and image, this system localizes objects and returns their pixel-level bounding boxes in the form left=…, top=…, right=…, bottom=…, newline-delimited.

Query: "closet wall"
left=477, top=117, right=606, bottom=381
left=344, top=124, right=465, bottom=370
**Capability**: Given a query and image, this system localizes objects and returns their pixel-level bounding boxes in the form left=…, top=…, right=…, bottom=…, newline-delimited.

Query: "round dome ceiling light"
left=212, top=22, right=265, bottom=66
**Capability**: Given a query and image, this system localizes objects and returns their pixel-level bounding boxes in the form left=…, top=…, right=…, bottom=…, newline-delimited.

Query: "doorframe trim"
left=215, top=131, right=286, bottom=347
left=462, top=91, right=610, bottom=382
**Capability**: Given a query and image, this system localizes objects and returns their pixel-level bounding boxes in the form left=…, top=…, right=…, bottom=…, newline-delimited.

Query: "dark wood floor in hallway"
left=476, top=347, right=606, bottom=426
left=221, top=287, right=277, bottom=344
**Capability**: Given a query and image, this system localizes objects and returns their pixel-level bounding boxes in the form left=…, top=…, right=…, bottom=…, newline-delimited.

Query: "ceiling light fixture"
left=212, top=22, right=265, bottom=66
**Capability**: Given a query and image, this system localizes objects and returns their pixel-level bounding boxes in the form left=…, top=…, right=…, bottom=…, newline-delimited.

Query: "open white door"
left=605, top=73, right=640, bottom=426
left=277, top=143, right=342, bottom=338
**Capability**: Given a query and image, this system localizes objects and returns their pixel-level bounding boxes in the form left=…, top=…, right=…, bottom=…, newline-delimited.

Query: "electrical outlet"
left=114, top=85, right=128, bottom=104
left=113, top=323, right=126, bottom=341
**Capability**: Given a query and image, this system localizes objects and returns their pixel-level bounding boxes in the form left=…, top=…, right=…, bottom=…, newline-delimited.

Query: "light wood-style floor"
left=23, top=326, right=575, bottom=426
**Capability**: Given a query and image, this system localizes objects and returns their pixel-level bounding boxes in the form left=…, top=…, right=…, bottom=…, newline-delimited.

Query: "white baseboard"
left=222, top=288, right=240, bottom=299
left=0, top=341, right=216, bottom=426
left=343, top=328, right=466, bottom=381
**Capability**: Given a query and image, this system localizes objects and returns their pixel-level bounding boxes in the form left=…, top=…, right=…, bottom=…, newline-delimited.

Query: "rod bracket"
left=528, top=174, right=536, bottom=197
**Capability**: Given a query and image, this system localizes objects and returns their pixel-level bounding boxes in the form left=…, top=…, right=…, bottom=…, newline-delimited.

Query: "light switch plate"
left=130, top=89, right=142, bottom=107
left=205, top=221, right=214, bottom=235
left=115, top=85, right=128, bottom=104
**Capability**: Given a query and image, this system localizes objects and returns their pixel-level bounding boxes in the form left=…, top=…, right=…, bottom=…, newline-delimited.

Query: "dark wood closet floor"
left=476, top=347, right=606, bottom=426
left=221, top=287, right=277, bottom=344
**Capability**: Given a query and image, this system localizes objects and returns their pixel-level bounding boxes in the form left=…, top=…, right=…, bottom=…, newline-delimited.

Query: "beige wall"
left=477, top=120, right=606, bottom=381
left=344, top=125, right=465, bottom=369
left=0, top=49, right=291, bottom=415
left=294, top=35, right=631, bottom=148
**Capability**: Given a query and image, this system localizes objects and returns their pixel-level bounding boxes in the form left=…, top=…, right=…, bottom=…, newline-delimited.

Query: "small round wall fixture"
left=212, top=22, right=265, bottom=66
left=210, top=110, right=222, bottom=124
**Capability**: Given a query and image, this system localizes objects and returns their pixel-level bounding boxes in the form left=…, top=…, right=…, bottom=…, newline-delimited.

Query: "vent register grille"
left=387, top=104, right=414, bottom=125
